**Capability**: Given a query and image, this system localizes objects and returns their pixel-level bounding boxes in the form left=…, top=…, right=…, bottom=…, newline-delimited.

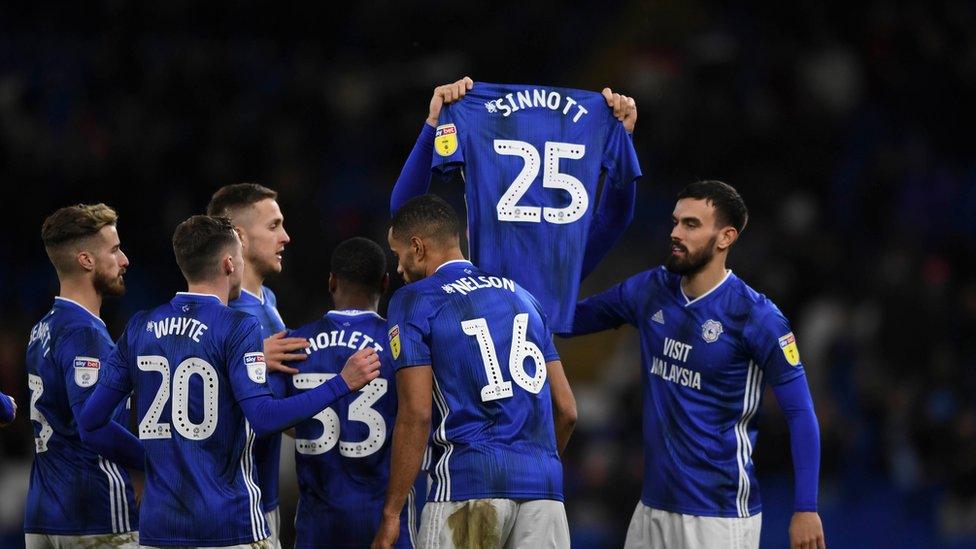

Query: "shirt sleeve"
left=387, top=290, right=432, bottom=370
left=391, top=122, right=436, bottom=216
left=744, top=303, right=807, bottom=386
left=56, top=326, right=117, bottom=409
left=430, top=102, right=466, bottom=173
left=562, top=272, right=644, bottom=337
left=580, top=178, right=637, bottom=280
left=0, top=392, right=14, bottom=424
left=99, top=319, right=137, bottom=394
left=226, top=315, right=275, bottom=402
left=601, top=119, right=642, bottom=188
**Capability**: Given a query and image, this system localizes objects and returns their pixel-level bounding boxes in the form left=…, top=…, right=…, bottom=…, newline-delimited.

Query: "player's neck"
left=680, top=258, right=729, bottom=300
left=331, top=289, right=379, bottom=313
left=242, top=263, right=265, bottom=296
left=424, top=248, right=467, bottom=277
left=186, top=281, right=230, bottom=305
left=58, top=278, right=102, bottom=319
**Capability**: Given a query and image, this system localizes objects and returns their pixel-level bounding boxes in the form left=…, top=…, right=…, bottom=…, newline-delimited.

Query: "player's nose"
left=119, top=250, right=130, bottom=268
left=281, top=228, right=290, bottom=245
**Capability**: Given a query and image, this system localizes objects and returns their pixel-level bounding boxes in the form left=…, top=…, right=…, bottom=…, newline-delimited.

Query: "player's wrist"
left=426, top=116, right=438, bottom=127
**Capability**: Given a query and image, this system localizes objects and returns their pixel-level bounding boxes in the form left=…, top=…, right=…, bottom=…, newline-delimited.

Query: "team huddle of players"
left=17, top=77, right=827, bottom=549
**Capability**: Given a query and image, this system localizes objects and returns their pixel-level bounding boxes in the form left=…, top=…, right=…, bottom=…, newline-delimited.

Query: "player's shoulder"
left=725, top=273, right=785, bottom=324
left=287, top=314, right=334, bottom=339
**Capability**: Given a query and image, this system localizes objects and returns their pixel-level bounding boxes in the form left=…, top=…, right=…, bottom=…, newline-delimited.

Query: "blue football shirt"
left=229, top=286, right=286, bottom=513
left=432, top=82, right=642, bottom=333
left=286, top=310, right=420, bottom=548
left=24, top=297, right=137, bottom=535
left=571, top=268, right=807, bottom=517
left=100, top=292, right=272, bottom=546
left=387, top=260, right=563, bottom=502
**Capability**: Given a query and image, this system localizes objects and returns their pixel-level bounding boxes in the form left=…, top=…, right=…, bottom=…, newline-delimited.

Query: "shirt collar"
left=239, top=287, right=265, bottom=304
left=175, top=292, right=222, bottom=303
left=434, top=259, right=472, bottom=273
left=327, top=309, right=383, bottom=319
left=54, top=296, right=105, bottom=326
left=679, top=270, right=733, bottom=307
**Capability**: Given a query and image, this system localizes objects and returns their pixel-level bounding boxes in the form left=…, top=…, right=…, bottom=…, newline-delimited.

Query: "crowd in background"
left=1, top=2, right=974, bottom=547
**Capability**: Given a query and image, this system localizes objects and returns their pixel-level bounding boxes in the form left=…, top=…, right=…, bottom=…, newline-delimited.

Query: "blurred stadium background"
left=1, top=2, right=974, bottom=547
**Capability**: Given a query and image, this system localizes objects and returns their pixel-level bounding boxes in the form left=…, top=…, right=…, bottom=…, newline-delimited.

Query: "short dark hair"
left=390, top=194, right=461, bottom=244
left=206, top=183, right=277, bottom=218
left=331, top=237, right=387, bottom=293
left=172, top=215, right=239, bottom=283
left=677, top=180, right=749, bottom=233
left=41, top=203, right=119, bottom=274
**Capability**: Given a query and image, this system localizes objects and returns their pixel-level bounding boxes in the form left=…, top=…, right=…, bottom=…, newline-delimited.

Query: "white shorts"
left=139, top=539, right=271, bottom=549
left=418, top=498, right=569, bottom=549
left=26, top=531, right=138, bottom=548
left=264, top=507, right=281, bottom=548
left=623, top=503, right=761, bottom=549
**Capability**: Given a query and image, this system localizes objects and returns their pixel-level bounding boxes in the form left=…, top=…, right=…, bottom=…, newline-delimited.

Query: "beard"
left=94, top=268, right=126, bottom=297
left=664, top=236, right=716, bottom=276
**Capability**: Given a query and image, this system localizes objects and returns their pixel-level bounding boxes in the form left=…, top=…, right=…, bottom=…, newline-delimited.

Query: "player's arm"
left=559, top=274, right=642, bottom=337
left=772, top=376, right=825, bottom=549
left=747, top=308, right=825, bottom=549
left=0, top=391, right=16, bottom=426
left=76, top=332, right=145, bottom=471
left=390, top=76, right=473, bottom=216
left=546, top=360, right=577, bottom=455
left=580, top=178, right=636, bottom=280
left=373, top=365, right=433, bottom=549
left=239, top=347, right=380, bottom=437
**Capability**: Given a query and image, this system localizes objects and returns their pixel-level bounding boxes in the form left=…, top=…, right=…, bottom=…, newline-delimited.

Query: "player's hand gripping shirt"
left=229, top=285, right=286, bottom=513
left=432, top=82, right=642, bottom=334
left=388, top=260, right=563, bottom=502
left=286, top=310, right=419, bottom=548
left=100, top=292, right=272, bottom=546
left=24, top=297, right=137, bottom=536
left=571, top=268, right=807, bottom=517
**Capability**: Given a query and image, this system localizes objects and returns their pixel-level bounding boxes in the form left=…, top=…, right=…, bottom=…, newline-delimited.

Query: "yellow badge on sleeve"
left=389, top=324, right=401, bottom=360
left=778, top=332, right=801, bottom=366
left=434, top=124, right=458, bottom=157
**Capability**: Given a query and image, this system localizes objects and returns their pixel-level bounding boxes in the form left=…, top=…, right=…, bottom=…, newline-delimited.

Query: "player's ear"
left=76, top=250, right=95, bottom=273
left=716, top=226, right=738, bottom=251
left=380, top=273, right=389, bottom=294
left=234, top=226, right=247, bottom=249
left=410, top=235, right=425, bottom=260
left=223, top=255, right=235, bottom=276
left=328, top=273, right=337, bottom=295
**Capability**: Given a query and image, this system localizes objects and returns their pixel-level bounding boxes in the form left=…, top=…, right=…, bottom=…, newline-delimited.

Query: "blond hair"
left=41, top=203, right=119, bottom=274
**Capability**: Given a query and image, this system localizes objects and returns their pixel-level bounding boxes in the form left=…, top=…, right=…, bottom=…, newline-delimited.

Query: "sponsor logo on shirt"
left=778, top=332, right=801, bottom=366
left=389, top=324, right=401, bottom=360
left=243, top=352, right=267, bottom=383
left=73, top=356, right=101, bottom=387
left=435, top=124, right=458, bottom=157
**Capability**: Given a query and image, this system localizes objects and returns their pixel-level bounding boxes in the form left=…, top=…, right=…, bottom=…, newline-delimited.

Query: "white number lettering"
left=137, top=356, right=219, bottom=441
left=462, top=314, right=549, bottom=402
left=28, top=374, right=53, bottom=453
left=494, top=139, right=587, bottom=224
left=292, top=373, right=388, bottom=458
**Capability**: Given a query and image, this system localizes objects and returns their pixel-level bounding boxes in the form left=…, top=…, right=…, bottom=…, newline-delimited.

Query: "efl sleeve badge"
left=73, top=356, right=101, bottom=387
left=243, top=352, right=267, bottom=383
left=388, top=324, right=401, bottom=360
left=778, top=332, right=801, bottom=366
left=435, top=124, right=458, bottom=157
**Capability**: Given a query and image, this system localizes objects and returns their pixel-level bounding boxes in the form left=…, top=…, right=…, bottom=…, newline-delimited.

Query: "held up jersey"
left=432, top=82, right=642, bottom=333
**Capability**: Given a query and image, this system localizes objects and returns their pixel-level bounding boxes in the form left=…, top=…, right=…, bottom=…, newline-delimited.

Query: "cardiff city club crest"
left=388, top=324, right=401, bottom=360
left=778, top=332, right=801, bottom=366
left=701, top=319, right=723, bottom=343
left=434, top=124, right=458, bottom=157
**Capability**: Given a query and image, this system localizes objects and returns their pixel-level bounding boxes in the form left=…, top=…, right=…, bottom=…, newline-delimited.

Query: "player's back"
left=389, top=260, right=563, bottom=503
left=24, top=297, right=135, bottom=536
left=433, top=82, right=642, bottom=333
left=120, top=292, right=271, bottom=546
left=287, top=310, right=415, bottom=548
